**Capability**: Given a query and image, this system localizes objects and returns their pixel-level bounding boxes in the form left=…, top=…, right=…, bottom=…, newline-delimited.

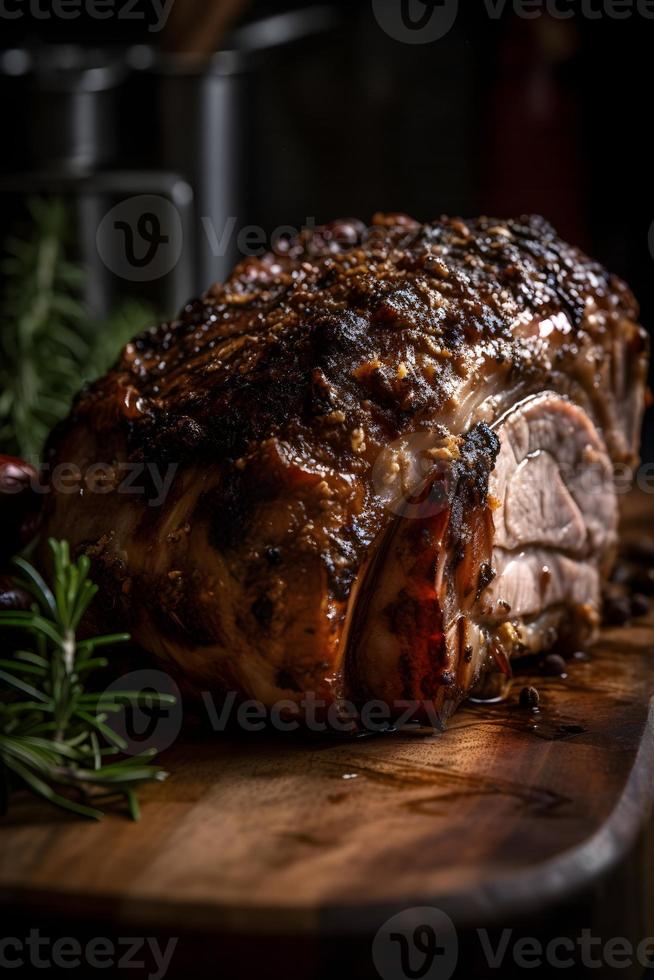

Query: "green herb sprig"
left=0, top=540, right=175, bottom=821
left=0, top=198, right=154, bottom=458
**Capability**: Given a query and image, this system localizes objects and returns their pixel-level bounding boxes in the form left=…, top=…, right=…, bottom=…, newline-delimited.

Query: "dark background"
left=1, top=0, right=652, bottom=455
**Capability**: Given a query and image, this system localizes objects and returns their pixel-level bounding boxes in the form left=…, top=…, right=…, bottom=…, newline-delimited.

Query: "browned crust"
left=46, top=212, right=639, bottom=470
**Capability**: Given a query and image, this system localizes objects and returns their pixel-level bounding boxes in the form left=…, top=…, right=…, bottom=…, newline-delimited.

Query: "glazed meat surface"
left=41, top=214, right=649, bottom=723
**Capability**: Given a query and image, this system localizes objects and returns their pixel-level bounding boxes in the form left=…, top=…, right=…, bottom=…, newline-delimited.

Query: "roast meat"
left=40, top=214, right=649, bottom=723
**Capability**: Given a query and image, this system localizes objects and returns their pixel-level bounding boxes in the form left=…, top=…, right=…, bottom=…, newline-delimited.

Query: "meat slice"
left=485, top=392, right=617, bottom=632
left=40, top=214, right=649, bottom=725
left=346, top=392, right=617, bottom=723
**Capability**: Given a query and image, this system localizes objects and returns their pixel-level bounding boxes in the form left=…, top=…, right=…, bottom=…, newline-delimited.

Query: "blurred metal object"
left=157, top=6, right=338, bottom=289
left=0, top=45, right=127, bottom=174
left=30, top=47, right=127, bottom=173
left=0, top=7, right=338, bottom=316
left=162, top=0, right=253, bottom=57
left=0, top=170, right=195, bottom=320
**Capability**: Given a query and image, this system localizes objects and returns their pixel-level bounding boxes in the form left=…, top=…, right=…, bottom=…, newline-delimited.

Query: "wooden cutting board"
left=1, top=494, right=654, bottom=952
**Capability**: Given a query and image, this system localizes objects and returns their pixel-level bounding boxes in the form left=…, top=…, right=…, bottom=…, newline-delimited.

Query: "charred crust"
left=322, top=546, right=357, bottom=602
left=446, top=422, right=500, bottom=569
left=54, top=214, right=637, bottom=471
left=476, top=562, right=497, bottom=600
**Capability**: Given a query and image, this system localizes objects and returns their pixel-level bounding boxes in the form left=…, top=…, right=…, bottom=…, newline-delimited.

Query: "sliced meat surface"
left=344, top=393, right=616, bottom=720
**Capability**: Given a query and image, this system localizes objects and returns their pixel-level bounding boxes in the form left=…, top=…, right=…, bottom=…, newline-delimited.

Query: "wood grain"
left=1, top=494, right=654, bottom=936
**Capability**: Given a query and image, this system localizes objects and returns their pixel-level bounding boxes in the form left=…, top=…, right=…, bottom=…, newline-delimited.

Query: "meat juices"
left=40, top=214, right=649, bottom=724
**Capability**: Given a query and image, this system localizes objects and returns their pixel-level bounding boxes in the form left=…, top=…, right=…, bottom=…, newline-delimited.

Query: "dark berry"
left=0, top=455, right=42, bottom=557
left=0, top=574, right=32, bottom=611
left=542, top=654, right=567, bottom=676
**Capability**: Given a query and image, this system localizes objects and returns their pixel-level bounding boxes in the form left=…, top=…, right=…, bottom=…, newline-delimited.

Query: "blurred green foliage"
left=0, top=199, right=153, bottom=459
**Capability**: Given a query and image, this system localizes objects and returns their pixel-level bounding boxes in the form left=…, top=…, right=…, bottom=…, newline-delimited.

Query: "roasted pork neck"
left=41, top=214, right=649, bottom=723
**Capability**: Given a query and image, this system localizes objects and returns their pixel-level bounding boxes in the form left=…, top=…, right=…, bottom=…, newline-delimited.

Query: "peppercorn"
left=519, top=686, right=540, bottom=710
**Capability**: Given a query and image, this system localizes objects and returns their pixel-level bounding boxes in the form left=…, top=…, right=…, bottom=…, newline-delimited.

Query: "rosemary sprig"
left=0, top=199, right=83, bottom=457
left=0, top=540, right=175, bottom=821
left=0, top=198, right=153, bottom=458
